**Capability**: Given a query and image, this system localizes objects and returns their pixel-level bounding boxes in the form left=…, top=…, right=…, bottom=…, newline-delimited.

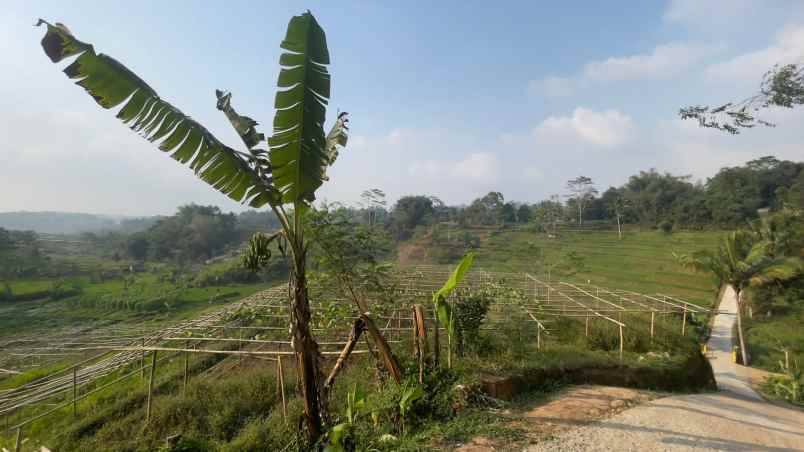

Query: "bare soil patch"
left=456, top=385, right=658, bottom=451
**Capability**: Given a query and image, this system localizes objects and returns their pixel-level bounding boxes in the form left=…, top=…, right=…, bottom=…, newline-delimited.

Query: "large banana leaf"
left=268, top=12, right=335, bottom=205
left=35, top=20, right=277, bottom=208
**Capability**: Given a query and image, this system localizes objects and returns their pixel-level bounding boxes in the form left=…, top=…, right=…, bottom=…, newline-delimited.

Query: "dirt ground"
left=455, top=385, right=659, bottom=451
left=521, top=286, right=804, bottom=452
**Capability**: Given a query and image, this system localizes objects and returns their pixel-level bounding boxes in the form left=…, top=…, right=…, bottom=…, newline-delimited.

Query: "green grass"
left=423, top=226, right=723, bottom=308
left=6, top=280, right=53, bottom=297
left=744, top=302, right=804, bottom=374
left=0, top=278, right=272, bottom=342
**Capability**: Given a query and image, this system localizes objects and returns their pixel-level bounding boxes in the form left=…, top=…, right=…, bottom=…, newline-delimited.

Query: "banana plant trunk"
left=290, top=253, right=324, bottom=442
left=735, top=289, right=750, bottom=366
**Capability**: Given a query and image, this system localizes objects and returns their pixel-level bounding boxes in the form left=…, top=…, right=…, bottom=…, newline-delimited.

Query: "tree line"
left=382, top=155, right=804, bottom=239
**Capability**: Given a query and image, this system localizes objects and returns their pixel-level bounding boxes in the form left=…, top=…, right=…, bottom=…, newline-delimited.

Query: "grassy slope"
left=743, top=302, right=804, bottom=373
left=424, top=226, right=723, bottom=308
left=0, top=278, right=272, bottom=341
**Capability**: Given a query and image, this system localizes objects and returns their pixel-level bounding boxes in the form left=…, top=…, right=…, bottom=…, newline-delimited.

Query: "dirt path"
left=527, top=285, right=804, bottom=451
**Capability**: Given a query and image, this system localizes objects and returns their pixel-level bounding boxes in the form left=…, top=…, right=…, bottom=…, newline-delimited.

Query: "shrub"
left=762, top=371, right=803, bottom=405
left=194, top=259, right=287, bottom=287
left=49, top=279, right=83, bottom=300
left=0, top=281, right=12, bottom=301
left=453, top=289, right=491, bottom=356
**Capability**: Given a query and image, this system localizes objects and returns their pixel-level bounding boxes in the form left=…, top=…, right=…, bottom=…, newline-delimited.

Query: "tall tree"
left=36, top=13, right=349, bottom=442
left=565, top=176, right=597, bottom=226
left=516, top=204, right=532, bottom=223
left=608, top=195, right=630, bottom=240
left=360, top=188, right=387, bottom=227
left=391, top=196, right=434, bottom=239
left=501, top=202, right=517, bottom=224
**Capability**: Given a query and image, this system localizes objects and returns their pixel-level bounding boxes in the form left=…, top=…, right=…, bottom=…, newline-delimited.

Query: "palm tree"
left=36, top=13, right=353, bottom=442
left=675, top=230, right=801, bottom=366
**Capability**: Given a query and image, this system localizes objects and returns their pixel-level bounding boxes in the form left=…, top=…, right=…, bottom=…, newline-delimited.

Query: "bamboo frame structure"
left=0, top=267, right=710, bottom=436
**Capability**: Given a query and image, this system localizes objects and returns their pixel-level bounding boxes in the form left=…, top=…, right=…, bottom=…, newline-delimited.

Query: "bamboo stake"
left=447, top=302, right=454, bottom=369
left=681, top=305, right=687, bottom=336
left=182, top=341, right=189, bottom=396
left=14, top=426, right=22, bottom=452
left=411, top=309, right=417, bottom=355
left=412, top=305, right=427, bottom=383
left=619, top=325, right=624, bottom=363
left=397, top=309, right=402, bottom=341
left=72, top=366, right=77, bottom=417
left=145, top=351, right=157, bottom=423
left=238, top=330, right=243, bottom=366
left=650, top=312, right=655, bottom=339
left=585, top=314, right=590, bottom=337
left=140, top=338, right=146, bottom=379
left=433, top=305, right=440, bottom=367
left=277, top=356, right=287, bottom=421
left=537, top=326, right=541, bottom=351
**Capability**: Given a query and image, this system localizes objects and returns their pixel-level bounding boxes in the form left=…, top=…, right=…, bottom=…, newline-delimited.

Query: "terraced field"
left=431, top=226, right=723, bottom=308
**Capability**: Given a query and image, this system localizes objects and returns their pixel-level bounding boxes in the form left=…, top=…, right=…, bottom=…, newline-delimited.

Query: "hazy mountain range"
left=0, top=211, right=158, bottom=235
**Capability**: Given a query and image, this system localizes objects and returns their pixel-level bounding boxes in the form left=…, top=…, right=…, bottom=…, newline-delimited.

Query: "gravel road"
left=527, top=286, right=804, bottom=452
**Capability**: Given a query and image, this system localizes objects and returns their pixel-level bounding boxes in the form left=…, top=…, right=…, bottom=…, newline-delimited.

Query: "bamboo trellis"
left=0, top=266, right=709, bottom=444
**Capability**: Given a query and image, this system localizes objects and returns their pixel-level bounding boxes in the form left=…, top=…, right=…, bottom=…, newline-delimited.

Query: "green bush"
left=762, top=371, right=803, bottom=406
left=0, top=281, right=12, bottom=301
left=194, top=259, right=287, bottom=287
left=453, top=289, right=492, bottom=356
left=49, top=279, right=83, bottom=300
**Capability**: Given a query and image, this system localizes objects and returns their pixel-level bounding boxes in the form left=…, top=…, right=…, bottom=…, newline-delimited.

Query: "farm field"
left=415, top=226, right=723, bottom=307
left=0, top=259, right=279, bottom=386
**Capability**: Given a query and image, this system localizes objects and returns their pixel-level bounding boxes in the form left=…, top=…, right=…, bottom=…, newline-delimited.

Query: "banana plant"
left=433, top=252, right=475, bottom=368
left=36, top=11, right=346, bottom=442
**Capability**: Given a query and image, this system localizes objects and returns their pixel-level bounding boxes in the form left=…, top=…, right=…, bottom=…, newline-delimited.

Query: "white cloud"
left=522, top=166, right=545, bottom=182
left=529, top=42, right=717, bottom=97
left=704, top=25, right=804, bottom=83
left=409, top=152, right=499, bottom=183
left=453, top=153, right=500, bottom=181
left=583, top=42, right=717, bottom=82
left=534, top=107, right=635, bottom=148
left=663, top=0, right=757, bottom=30
left=317, top=128, right=501, bottom=206
left=528, top=76, right=575, bottom=97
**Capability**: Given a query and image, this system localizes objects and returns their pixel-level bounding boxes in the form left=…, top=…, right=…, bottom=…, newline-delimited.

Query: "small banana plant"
left=433, top=252, right=475, bottom=368
left=398, top=385, right=425, bottom=434
left=324, top=384, right=366, bottom=452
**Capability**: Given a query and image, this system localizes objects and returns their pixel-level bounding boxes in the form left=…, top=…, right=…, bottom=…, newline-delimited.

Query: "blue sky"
left=2, top=1, right=804, bottom=215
